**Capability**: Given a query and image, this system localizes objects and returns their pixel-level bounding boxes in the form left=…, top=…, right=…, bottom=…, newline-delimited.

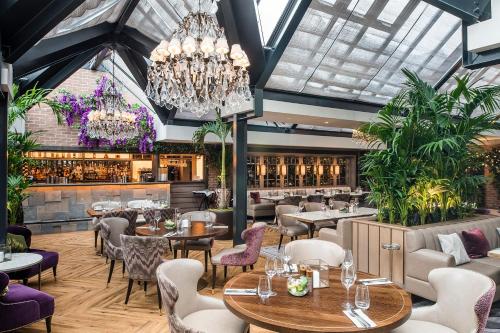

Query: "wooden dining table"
left=223, top=269, right=411, bottom=333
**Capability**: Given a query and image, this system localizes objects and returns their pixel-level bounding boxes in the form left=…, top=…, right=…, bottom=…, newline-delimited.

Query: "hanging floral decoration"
left=56, top=76, right=156, bottom=153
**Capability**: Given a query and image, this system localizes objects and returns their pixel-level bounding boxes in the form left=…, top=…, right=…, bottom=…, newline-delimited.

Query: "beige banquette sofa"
left=405, top=216, right=500, bottom=301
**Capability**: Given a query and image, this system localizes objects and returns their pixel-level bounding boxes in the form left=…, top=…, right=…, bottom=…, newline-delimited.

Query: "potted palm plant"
left=7, top=85, right=63, bottom=224
left=192, top=111, right=232, bottom=209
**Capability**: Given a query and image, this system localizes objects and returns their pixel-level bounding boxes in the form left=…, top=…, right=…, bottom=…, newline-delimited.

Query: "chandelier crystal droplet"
left=146, top=0, right=251, bottom=118
left=87, top=51, right=138, bottom=144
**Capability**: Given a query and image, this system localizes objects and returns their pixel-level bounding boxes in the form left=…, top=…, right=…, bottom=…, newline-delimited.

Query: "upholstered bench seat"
left=183, top=309, right=248, bottom=333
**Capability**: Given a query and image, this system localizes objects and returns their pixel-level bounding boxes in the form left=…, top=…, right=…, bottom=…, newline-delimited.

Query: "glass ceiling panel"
left=126, top=0, right=218, bottom=42
left=44, top=0, right=125, bottom=39
left=266, top=0, right=462, bottom=104
left=439, top=65, right=500, bottom=91
left=296, top=124, right=354, bottom=132
left=257, top=0, right=291, bottom=45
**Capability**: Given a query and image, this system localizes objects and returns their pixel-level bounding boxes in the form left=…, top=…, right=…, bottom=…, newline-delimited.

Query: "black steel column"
left=232, top=115, right=248, bottom=245
left=0, top=49, right=8, bottom=245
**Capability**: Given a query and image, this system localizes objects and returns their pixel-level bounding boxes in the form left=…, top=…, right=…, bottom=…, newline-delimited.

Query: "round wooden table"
left=223, top=270, right=412, bottom=333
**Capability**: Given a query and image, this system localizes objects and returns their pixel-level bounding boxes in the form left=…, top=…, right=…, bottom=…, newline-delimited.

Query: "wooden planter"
left=210, top=208, right=233, bottom=240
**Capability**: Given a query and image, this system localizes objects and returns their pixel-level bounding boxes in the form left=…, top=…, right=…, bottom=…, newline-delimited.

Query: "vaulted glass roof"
left=439, top=65, right=500, bottom=91
left=266, top=0, right=462, bottom=104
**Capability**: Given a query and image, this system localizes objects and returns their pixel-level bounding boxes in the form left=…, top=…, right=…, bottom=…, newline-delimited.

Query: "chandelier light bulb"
left=157, top=40, right=170, bottom=58
left=201, top=36, right=215, bottom=54
left=230, top=44, right=244, bottom=60
left=182, top=36, right=196, bottom=55
left=240, top=53, right=250, bottom=68
left=168, top=38, right=182, bottom=55
left=215, top=37, right=229, bottom=55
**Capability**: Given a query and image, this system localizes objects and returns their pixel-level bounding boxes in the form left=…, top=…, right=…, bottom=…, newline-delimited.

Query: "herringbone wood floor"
left=15, top=226, right=281, bottom=333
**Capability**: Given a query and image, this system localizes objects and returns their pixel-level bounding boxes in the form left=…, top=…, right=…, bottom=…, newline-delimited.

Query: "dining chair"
left=157, top=259, right=249, bottom=333
left=120, top=235, right=170, bottom=308
left=276, top=205, right=308, bottom=249
left=103, top=210, right=138, bottom=236
left=392, top=268, right=495, bottom=333
left=284, top=239, right=345, bottom=267
left=211, top=224, right=266, bottom=289
left=172, top=211, right=216, bottom=272
left=304, top=202, right=336, bottom=231
left=306, top=194, right=323, bottom=203
left=277, top=195, right=302, bottom=206
left=333, top=193, right=351, bottom=202
left=143, top=208, right=176, bottom=251
left=91, top=201, right=121, bottom=248
left=99, top=217, right=128, bottom=285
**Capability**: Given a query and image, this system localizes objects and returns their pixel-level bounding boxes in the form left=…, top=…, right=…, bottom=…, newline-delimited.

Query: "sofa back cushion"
left=406, top=216, right=500, bottom=253
left=462, top=228, right=491, bottom=258
left=6, top=233, right=28, bottom=253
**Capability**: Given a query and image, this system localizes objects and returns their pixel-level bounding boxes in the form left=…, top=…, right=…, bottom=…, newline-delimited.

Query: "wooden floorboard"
left=14, top=225, right=286, bottom=333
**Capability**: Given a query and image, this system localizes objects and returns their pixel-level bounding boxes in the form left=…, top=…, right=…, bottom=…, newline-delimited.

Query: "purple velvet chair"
left=0, top=272, right=55, bottom=332
left=210, top=223, right=266, bottom=289
left=7, top=226, right=59, bottom=285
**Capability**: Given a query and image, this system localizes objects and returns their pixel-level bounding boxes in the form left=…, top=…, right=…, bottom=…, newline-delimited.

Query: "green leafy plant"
left=359, top=69, right=500, bottom=226
left=7, top=84, right=63, bottom=224
left=192, top=111, right=231, bottom=208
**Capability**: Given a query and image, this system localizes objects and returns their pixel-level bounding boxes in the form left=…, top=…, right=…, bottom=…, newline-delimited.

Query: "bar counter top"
left=28, top=180, right=205, bottom=187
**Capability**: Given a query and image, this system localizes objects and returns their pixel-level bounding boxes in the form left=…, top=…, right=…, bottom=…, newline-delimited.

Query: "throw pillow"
left=462, top=228, right=491, bottom=258
left=6, top=233, right=28, bottom=253
left=437, top=233, right=470, bottom=265
left=497, top=227, right=500, bottom=237
left=250, top=192, right=261, bottom=204
left=0, top=272, right=9, bottom=298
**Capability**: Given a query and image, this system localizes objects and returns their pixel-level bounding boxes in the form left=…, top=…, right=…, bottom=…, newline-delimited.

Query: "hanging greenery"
left=56, top=76, right=157, bottom=153
left=358, top=69, right=500, bottom=226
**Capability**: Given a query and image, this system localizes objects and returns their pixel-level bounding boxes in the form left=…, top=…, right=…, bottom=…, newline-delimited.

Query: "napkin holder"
left=301, top=259, right=329, bottom=288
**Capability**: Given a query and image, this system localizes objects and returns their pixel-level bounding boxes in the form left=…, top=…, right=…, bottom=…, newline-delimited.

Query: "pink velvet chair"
left=210, top=223, right=266, bottom=289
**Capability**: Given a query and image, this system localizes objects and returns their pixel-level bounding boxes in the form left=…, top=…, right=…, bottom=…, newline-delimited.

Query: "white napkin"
left=212, top=225, right=228, bottom=229
left=224, top=288, right=257, bottom=296
left=343, top=310, right=365, bottom=328
left=354, top=309, right=377, bottom=327
left=284, top=264, right=298, bottom=273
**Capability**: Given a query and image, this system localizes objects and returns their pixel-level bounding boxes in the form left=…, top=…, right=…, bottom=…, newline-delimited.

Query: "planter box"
left=351, top=215, right=494, bottom=286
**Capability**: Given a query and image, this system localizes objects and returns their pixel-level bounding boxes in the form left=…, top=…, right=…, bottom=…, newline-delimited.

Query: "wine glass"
left=355, top=285, right=370, bottom=310
left=275, top=256, right=285, bottom=277
left=265, top=257, right=277, bottom=296
left=320, top=201, right=327, bottom=214
left=341, top=264, right=357, bottom=309
left=298, top=201, right=305, bottom=214
left=280, top=247, right=292, bottom=276
left=154, top=210, right=161, bottom=231
left=343, top=249, right=354, bottom=268
left=329, top=199, right=334, bottom=211
left=257, top=276, right=271, bottom=305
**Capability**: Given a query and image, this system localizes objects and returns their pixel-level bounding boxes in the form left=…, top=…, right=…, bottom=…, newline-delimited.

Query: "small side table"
left=382, top=243, right=401, bottom=281
left=0, top=253, right=43, bottom=290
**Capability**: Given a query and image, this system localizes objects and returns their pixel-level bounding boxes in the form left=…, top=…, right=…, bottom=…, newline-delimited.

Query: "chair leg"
left=94, top=230, right=98, bottom=248
left=125, top=279, right=133, bottom=304
left=168, top=239, right=172, bottom=252
left=157, top=281, right=162, bottom=310
left=100, top=238, right=103, bottom=255
left=278, top=235, right=283, bottom=250
left=242, top=266, right=247, bottom=272
left=204, top=251, right=208, bottom=272
left=52, top=266, right=57, bottom=280
left=46, top=316, right=52, bottom=333
left=250, top=265, right=254, bottom=270
left=144, top=281, right=148, bottom=293
left=107, top=260, right=115, bottom=285
left=212, top=265, right=217, bottom=289
left=186, top=250, right=189, bottom=257
left=122, top=261, right=126, bottom=276
left=22, top=278, right=28, bottom=285
left=224, top=266, right=228, bottom=280
left=173, top=250, right=177, bottom=259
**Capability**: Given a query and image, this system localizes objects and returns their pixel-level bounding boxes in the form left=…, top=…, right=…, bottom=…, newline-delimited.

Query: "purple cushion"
left=250, top=192, right=261, bottom=204
left=462, top=228, right=491, bottom=259
left=2, top=284, right=54, bottom=318
left=7, top=225, right=32, bottom=248
left=0, top=272, right=9, bottom=296
left=8, top=250, right=59, bottom=280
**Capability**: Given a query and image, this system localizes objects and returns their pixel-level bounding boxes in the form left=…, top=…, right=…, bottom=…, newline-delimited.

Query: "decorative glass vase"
left=0, top=245, right=11, bottom=263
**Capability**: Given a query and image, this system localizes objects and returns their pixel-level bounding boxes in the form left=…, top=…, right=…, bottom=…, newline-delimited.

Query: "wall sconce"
left=332, top=164, right=340, bottom=175
left=280, top=164, right=287, bottom=176
left=258, top=164, right=266, bottom=176
left=299, top=164, right=306, bottom=176
left=317, top=165, right=324, bottom=175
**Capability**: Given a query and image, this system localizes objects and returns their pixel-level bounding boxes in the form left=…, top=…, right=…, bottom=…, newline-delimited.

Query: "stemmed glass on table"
left=298, top=201, right=305, bottom=214
left=265, top=257, right=277, bottom=296
left=153, top=210, right=161, bottom=231
left=279, top=247, right=292, bottom=276
left=341, top=263, right=356, bottom=310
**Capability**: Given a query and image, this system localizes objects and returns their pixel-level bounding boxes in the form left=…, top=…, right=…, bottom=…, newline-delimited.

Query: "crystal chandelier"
left=87, top=51, right=138, bottom=144
left=146, top=0, right=251, bottom=118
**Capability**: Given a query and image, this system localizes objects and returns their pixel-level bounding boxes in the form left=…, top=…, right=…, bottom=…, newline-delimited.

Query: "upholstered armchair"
left=318, top=219, right=352, bottom=249
left=392, top=268, right=495, bottom=333
left=333, top=193, right=350, bottom=202
left=211, top=224, right=266, bottom=289
left=99, top=217, right=129, bottom=285
left=143, top=208, right=175, bottom=251
left=306, top=194, right=323, bottom=202
left=285, top=239, right=345, bottom=267
left=172, top=211, right=216, bottom=272
left=277, top=195, right=302, bottom=206
left=103, top=210, right=138, bottom=236
left=0, top=272, right=55, bottom=333
left=120, top=235, right=169, bottom=308
left=157, top=259, right=249, bottom=333
left=6, top=225, right=59, bottom=285
left=91, top=201, right=121, bottom=248
left=276, top=205, right=308, bottom=249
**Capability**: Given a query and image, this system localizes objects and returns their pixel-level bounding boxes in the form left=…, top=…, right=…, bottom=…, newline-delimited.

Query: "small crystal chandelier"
left=87, top=50, right=138, bottom=144
left=146, top=0, right=251, bottom=118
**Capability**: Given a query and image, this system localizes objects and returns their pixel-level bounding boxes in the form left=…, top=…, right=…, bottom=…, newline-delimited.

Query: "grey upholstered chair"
left=276, top=205, right=308, bottom=249
left=120, top=235, right=170, bottom=308
left=277, top=195, right=302, bottom=206
left=99, top=217, right=128, bottom=285
left=284, top=239, right=345, bottom=267
left=103, top=210, right=138, bottom=236
left=143, top=208, right=176, bottom=251
left=157, top=259, right=249, bottom=333
left=306, top=194, right=323, bottom=202
left=172, top=211, right=216, bottom=272
left=91, top=201, right=121, bottom=248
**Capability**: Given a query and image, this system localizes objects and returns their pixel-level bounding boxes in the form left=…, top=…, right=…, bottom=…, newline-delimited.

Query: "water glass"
left=343, top=249, right=354, bottom=268
left=298, top=201, right=305, bottom=214
left=205, top=211, right=213, bottom=228
left=341, top=264, right=357, bottom=310
left=355, top=285, right=370, bottom=310
left=154, top=210, right=161, bottom=231
left=275, top=257, right=285, bottom=276
left=320, top=202, right=327, bottom=214
left=265, top=257, right=278, bottom=296
left=257, top=276, right=272, bottom=305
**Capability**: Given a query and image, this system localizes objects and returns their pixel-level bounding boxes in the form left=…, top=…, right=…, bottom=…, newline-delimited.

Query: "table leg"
left=181, top=240, right=188, bottom=258
left=308, top=224, right=315, bottom=238
left=38, top=263, right=42, bottom=290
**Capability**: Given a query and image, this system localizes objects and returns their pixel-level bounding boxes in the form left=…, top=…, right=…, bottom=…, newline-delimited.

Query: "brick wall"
left=26, top=69, right=143, bottom=147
